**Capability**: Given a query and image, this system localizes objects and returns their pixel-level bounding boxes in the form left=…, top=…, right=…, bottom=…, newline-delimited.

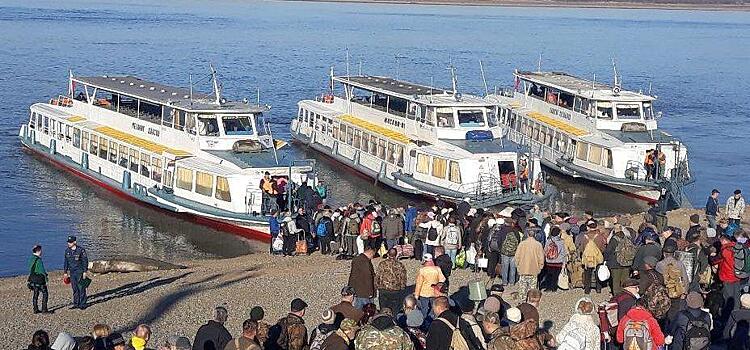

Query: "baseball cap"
left=107, top=333, right=126, bottom=346
left=422, top=253, right=433, bottom=262
left=290, top=298, right=308, bottom=312
left=341, top=286, right=355, bottom=296
left=735, top=189, right=742, bottom=195
left=711, top=189, right=720, bottom=194
left=67, top=235, right=77, bottom=243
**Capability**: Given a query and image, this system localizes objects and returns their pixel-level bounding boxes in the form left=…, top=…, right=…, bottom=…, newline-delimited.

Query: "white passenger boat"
left=485, top=70, right=691, bottom=208
left=18, top=70, right=315, bottom=240
left=291, top=71, right=553, bottom=207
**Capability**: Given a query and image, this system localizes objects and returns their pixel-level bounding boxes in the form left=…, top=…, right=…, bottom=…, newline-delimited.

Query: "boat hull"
left=19, top=137, right=271, bottom=242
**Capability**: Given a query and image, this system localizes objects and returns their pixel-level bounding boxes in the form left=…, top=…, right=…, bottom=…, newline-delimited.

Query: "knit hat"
left=506, top=307, right=522, bottom=323
left=249, top=306, right=265, bottom=321
left=340, top=318, right=359, bottom=333
left=321, top=309, right=335, bottom=324
left=707, top=228, right=717, bottom=238
left=487, top=219, right=496, bottom=227
left=741, top=294, right=750, bottom=309
left=483, top=296, right=501, bottom=313
left=406, top=310, right=424, bottom=328
left=686, top=292, right=704, bottom=309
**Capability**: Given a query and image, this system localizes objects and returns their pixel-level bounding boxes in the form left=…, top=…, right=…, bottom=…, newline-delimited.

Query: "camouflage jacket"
left=256, top=321, right=270, bottom=347
left=375, top=259, right=407, bottom=291
left=275, top=314, right=308, bottom=350
left=354, top=319, right=414, bottom=350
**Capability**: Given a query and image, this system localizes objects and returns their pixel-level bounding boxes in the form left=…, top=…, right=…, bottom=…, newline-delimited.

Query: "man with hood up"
left=556, top=297, right=600, bottom=350
left=51, top=332, right=77, bottom=350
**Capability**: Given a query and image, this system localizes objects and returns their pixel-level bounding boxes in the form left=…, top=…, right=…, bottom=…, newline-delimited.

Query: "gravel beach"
left=5, top=207, right=744, bottom=348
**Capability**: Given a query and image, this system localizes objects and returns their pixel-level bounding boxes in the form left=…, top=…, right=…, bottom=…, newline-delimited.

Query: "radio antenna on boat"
left=479, top=60, right=489, bottom=97
left=648, top=82, right=653, bottom=96
left=448, top=64, right=459, bottom=98
left=591, top=73, right=596, bottom=98
left=210, top=64, right=222, bottom=106
left=257, top=87, right=261, bottom=107
left=394, top=54, right=407, bottom=80
left=345, top=48, right=350, bottom=78
left=68, top=69, right=74, bottom=98
left=358, top=60, right=363, bottom=76
left=189, top=73, right=194, bottom=104
left=329, top=66, right=335, bottom=93
left=611, top=58, right=622, bottom=95
left=537, top=53, right=542, bottom=73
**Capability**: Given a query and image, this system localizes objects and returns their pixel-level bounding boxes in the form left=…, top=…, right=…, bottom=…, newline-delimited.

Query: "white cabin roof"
left=516, top=71, right=655, bottom=102
left=176, top=156, right=237, bottom=177
left=335, top=75, right=492, bottom=107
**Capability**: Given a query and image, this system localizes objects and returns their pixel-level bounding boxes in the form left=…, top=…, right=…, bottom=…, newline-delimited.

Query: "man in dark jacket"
left=193, top=306, right=231, bottom=350
left=348, top=248, right=376, bottom=309
left=317, top=212, right=334, bottom=255
left=612, top=278, right=640, bottom=322
left=670, top=292, right=711, bottom=350
left=330, top=286, right=365, bottom=326
left=604, top=230, right=629, bottom=296
left=434, top=246, right=453, bottom=286
left=321, top=318, right=358, bottom=350
left=382, top=209, right=404, bottom=250
left=633, top=230, right=662, bottom=274
left=270, top=299, right=309, bottom=350
left=705, top=189, right=720, bottom=229
left=724, top=294, right=750, bottom=348
left=426, top=296, right=483, bottom=350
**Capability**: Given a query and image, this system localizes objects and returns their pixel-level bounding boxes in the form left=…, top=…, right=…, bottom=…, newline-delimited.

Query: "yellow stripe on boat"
left=527, top=111, right=589, bottom=137
left=340, top=114, right=411, bottom=144
left=93, top=126, right=191, bottom=156
left=66, top=116, right=86, bottom=123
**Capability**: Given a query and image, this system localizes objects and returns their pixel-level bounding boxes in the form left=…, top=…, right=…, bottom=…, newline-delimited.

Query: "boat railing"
left=458, top=173, right=523, bottom=208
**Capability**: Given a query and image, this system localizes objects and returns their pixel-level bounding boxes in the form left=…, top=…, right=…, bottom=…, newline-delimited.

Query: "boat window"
left=195, top=171, right=213, bottom=196
left=140, top=153, right=150, bottom=177
left=108, top=142, right=118, bottom=163
left=138, top=101, right=162, bottom=124
left=360, top=132, right=369, bottom=151
left=129, top=149, right=139, bottom=172
left=416, top=154, right=430, bottom=174
left=529, top=83, right=546, bottom=100
left=308, top=112, right=314, bottom=127
left=643, top=103, right=654, bottom=120
left=545, top=130, right=553, bottom=147
left=576, top=142, right=589, bottom=161
left=73, top=128, right=81, bottom=148
left=119, top=95, right=138, bottom=118
left=369, top=135, right=378, bottom=156
left=176, top=167, right=193, bottom=191
left=65, top=125, right=72, bottom=142
left=164, top=165, right=174, bottom=188
left=432, top=157, right=447, bottom=179
left=223, top=115, right=254, bottom=135
left=42, top=116, right=49, bottom=134
left=353, top=129, right=362, bottom=149
left=545, top=89, right=559, bottom=105
left=602, top=149, right=613, bottom=169
left=588, top=145, right=603, bottom=165
left=162, top=107, right=175, bottom=127
left=457, top=110, right=485, bottom=127
left=377, top=139, right=386, bottom=159
left=119, top=145, right=128, bottom=168
left=395, top=145, right=404, bottom=167
left=346, top=126, right=354, bottom=145
left=298, top=108, right=303, bottom=120
left=423, top=108, right=435, bottom=126
left=436, top=108, right=454, bottom=128
left=372, top=92, right=388, bottom=113
left=172, top=109, right=186, bottom=131
left=558, top=92, right=574, bottom=110
left=388, top=96, right=408, bottom=118
left=89, top=134, right=99, bottom=155
left=332, top=125, right=339, bottom=139
left=185, top=113, right=197, bottom=135
left=532, top=124, right=540, bottom=141
left=98, top=137, right=108, bottom=159
left=350, top=87, right=373, bottom=106
left=94, top=91, right=118, bottom=112
left=487, top=109, right=498, bottom=127
left=387, top=142, right=396, bottom=164
left=616, top=103, right=641, bottom=120
left=338, top=125, right=347, bottom=142
left=36, top=113, right=43, bottom=129
left=215, top=176, right=232, bottom=202
left=407, top=102, right=420, bottom=120
left=449, top=161, right=461, bottom=184
left=81, top=131, right=89, bottom=152
left=595, top=102, right=613, bottom=120
left=198, top=116, right=220, bottom=136
left=151, top=157, right=162, bottom=182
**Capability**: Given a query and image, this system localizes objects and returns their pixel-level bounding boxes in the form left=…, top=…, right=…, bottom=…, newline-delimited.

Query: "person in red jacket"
left=716, top=235, right=744, bottom=313
left=359, top=211, right=378, bottom=250
left=616, top=300, right=665, bottom=348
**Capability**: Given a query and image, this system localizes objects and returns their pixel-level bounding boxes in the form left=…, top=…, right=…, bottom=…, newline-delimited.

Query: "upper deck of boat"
left=334, top=75, right=492, bottom=107
left=516, top=71, right=655, bottom=102
left=73, top=75, right=269, bottom=114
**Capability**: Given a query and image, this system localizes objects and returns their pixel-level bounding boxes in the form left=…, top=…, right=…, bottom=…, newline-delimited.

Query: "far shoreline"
left=280, top=0, right=750, bottom=12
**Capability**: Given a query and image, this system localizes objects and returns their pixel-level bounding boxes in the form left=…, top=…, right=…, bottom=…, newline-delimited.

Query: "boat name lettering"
left=384, top=117, right=405, bottom=129
left=549, top=108, right=572, bottom=120
left=132, top=122, right=160, bottom=137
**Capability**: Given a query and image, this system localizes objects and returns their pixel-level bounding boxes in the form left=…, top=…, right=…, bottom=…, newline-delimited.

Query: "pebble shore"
left=3, top=208, right=736, bottom=348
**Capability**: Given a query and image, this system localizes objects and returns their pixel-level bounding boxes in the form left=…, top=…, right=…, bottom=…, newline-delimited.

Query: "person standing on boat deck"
left=28, top=244, right=52, bottom=314
left=726, top=189, right=745, bottom=227
left=518, top=159, right=529, bottom=194
left=63, top=235, right=88, bottom=309
left=259, top=171, right=277, bottom=215
left=644, top=149, right=655, bottom=181
left=706, top=189, right=720, bottom=229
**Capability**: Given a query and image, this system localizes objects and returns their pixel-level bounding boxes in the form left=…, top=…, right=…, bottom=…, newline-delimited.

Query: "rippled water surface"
left=0, top=0, right=748, bottom=276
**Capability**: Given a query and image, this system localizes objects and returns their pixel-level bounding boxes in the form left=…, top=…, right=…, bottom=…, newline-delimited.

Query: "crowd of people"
left=26, top=187, right=750, bottom=350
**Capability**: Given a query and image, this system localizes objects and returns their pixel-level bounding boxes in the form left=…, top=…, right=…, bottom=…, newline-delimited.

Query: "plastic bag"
left=466, top=245, right=477, bottom=265
left=455, top=249, right=467, bottom=269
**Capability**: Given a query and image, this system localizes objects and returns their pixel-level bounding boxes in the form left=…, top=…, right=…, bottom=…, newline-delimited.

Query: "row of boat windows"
left=298, top=109, right=406, bottom=167
left=416, top=154, right=461, bottom=184
left=501, top=108, right=613, bottom=169
left=79, top=91, right=198, bottom=134
left=525, top=82, right=653, bottom=120
left=30, top=111, right=233, bottom=202
left=174, top=167, right=232, bottom=202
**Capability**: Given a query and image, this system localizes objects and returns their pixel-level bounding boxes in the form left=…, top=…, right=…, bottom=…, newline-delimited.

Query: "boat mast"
left=479, top=60, right=489, bottom=97
left=210, top=64, right=222, bottom=105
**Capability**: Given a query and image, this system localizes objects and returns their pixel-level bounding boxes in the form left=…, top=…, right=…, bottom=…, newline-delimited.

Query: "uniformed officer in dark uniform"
left=63, top=235, right=88, bottom=309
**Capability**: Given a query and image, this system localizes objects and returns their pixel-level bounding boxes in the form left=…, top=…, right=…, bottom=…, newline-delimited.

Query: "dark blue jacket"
left=404, top=207, right=418, bottom=233
left=269, top=216, right=281, bottom=237
left=705, top=196, right=719, bottom=216
left=64, top=246, right=88, bottom=273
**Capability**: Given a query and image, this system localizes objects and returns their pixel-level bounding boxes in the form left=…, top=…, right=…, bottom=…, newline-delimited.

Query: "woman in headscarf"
left=555, top=297, right=600, bottom=350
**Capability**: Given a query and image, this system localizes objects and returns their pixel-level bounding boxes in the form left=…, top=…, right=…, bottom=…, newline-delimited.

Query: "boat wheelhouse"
left=291, top=72, right=552, bottom=207
left=18, top=71, right=315, bottom=240
left=485, top=70, right=691, bottom=207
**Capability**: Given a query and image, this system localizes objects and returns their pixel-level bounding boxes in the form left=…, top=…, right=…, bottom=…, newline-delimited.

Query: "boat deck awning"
left=93, top=126, right=192, bottom=157
left=527, top=111, right=589, bottom=137
left=340, top=114, right=411, bottom=144
left=66, top=115, right=87, bottom=123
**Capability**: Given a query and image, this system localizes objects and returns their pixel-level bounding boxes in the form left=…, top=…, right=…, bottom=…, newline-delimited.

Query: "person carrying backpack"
left=317, top=212, right=335, bottom=255
left=576, top=221, right=606, bottom=295
left=604, top=229, right=634, bottom=296
left=669, top=292, right=711, bottom=350
left=308, top=310, right=337, bottom=350
left=616, top=299, right=665, bottom=350
left=715, top=235, right=743, bottom=313
left=442, top=218, right=463, bottom=266
left=484, top=218, right=506, bottom=282
left=501, top=220, right=522, bottom=286
left=424, top=220, right=443, bottom=257
left=656, top=241, right=689, bottom=319
left=541, top=227, right=567, bottom=292
left=556, top=297, right=600, bottom=350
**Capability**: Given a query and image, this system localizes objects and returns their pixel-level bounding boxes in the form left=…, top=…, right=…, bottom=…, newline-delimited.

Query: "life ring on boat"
left=323, top=95, right=334, bottom=103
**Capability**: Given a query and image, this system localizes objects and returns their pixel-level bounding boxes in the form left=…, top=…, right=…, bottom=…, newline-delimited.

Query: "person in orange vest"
left=259, top=171, right=277, bottom=214
left=644, top=150, right=655, bottom=181
left=519, top=159, right=530, bottom=194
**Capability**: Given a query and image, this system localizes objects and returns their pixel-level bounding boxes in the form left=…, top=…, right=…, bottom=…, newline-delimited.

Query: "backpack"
left=664, top=261, right=687, bottom=299
left=501, top=230, right=521, bottom=257
left=436, top=317, right=470, bottom=350
left=643, top=271, right=671, bottom=319
left=346, top=217, right=360, bottom=236
left=581, top=236, right=603, bottom=268
left=371, top=220, right=382, bottom=236
left=556, top=323, right=587, bottom=350
left=682, top=311, right=710, bottom=350
left=445, top=225, right=460, bottom=245
left=545, top=240, right=560, bottom=261
left=615, top=236, right=637, bottom=267
left=733, top=245, right=750, bottom=279
left=317, top=221, right=328, bottom=237
left=622, top=319, right=654, bottom=350
left=488, top=228, right=503, bottom=253
left=427, top=227, right=439, bottom=242
left=308, top=326, right=333, bottom=350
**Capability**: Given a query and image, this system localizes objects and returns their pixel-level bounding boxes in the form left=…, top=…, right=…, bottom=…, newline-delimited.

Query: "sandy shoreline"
left=5, top=207, right=743, bottom=348
left=281, top=0, right=750, bottom=11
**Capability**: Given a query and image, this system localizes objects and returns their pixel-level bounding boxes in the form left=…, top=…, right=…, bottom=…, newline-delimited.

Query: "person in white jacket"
left=556, top=297, right=601, bottom=350
left=726, top=189, right=745, bottom=226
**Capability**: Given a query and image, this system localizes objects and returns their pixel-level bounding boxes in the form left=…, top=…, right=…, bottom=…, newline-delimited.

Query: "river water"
left=0, top=0, right=748, bottom=276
